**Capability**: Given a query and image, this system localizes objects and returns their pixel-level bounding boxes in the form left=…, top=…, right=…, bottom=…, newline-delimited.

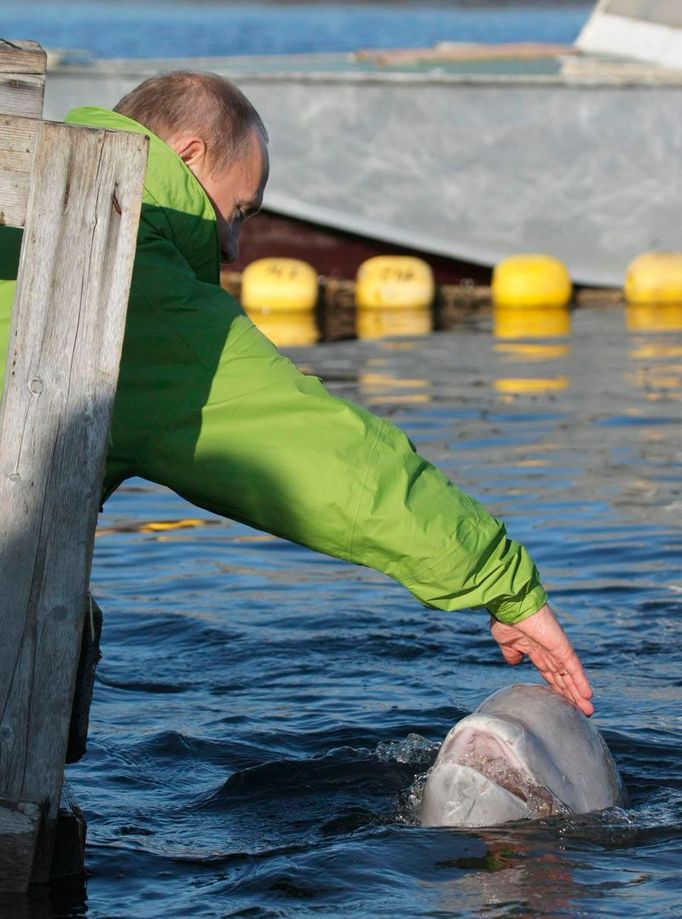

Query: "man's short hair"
left=114, top=71, right=268, bottom=171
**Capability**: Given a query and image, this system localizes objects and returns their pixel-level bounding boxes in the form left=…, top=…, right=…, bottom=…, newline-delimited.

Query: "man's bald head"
left=115, top=71, right=269, bottom=262
left=114, top=70, right=268, bottom=173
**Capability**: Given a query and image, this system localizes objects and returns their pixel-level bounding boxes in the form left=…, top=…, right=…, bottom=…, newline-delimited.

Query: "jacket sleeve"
left=131, top=236, right=547, bottom=625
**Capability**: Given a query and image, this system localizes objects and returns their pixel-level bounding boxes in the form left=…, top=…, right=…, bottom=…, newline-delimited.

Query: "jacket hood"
left=65, top=106, right=221, bottom=285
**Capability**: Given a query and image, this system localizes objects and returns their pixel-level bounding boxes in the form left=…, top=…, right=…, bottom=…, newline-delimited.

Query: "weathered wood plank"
left=0, top=75, right=45, bottom=119
left=0, top=799, right=42, bottom=891
left=0, top=41, right=46, bottom=73
left=0, top=40, right=46, bottom=118
left=0, top=115, right=39, bottom=227
left=66, top=596, right=103, bottom=765
left=0, top=116, right=39, bottom=153
left=51, top=783, right=86, bottom=880
left=0, top=120, right=148, bottom=887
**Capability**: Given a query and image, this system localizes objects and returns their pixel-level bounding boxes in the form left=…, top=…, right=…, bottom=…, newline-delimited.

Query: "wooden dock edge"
left=0, top=39, right=148, bottom=891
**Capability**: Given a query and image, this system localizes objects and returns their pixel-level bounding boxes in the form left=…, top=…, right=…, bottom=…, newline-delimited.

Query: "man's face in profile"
left=201, top=127, right=269, bottom=263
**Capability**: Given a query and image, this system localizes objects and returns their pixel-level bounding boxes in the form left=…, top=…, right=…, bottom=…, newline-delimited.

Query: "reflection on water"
left=626, top=303, right=682, bottom=333
left=96, top=517, right=222, bottom=537
left=626, top=305, right=682, bottom=402
left=27, top=305, right=682, bottom=919
left=493, top=305, right=572, bottom=340
left=495, top=342, right=571, bottom=360
left=628, top=366, right=682, bottom=400
left=494, top=376, right=569, bottom=394
left=427, top=828, right=581, bottom=916
left=359, top=370, right=430, bottom=405
left=493, top=305, right=571, bottom=397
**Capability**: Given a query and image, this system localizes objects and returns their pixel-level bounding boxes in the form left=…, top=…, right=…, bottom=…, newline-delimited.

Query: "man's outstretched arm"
left=127, top=239, right=591, bottom=704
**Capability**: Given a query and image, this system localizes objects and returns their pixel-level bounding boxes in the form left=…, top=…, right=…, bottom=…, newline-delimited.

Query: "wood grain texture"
left=0, top=40, right=46, bottom=118
left=0, top=120, right=147, bottom=886
left=51, top=788, right=86, bottom=880
left=0, top=115, right=39, bottom=228
left=0, top=41, right=46, bottom=73
left=0, top=798, right=42, bottom=891
left=0, top=75, right=45, bottom=119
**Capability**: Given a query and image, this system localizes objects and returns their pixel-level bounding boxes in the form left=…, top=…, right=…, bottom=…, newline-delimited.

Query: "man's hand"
left=490, top=603, right=594, bottom=716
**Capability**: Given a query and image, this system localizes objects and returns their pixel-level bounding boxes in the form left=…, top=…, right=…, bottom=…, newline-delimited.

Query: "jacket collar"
left=65, top=107, right=221, bottom=284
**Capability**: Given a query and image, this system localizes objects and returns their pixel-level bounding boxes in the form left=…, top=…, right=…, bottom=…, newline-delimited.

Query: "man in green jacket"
left=0, top=72, right=593, bottom=716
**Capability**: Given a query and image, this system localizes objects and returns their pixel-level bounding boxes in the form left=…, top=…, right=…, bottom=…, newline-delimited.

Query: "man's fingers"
left=490, top=605, right=594, bottom=716
left=546, top=646, right=593, bottom=702
left=517, top=604, right=594, bottom=703
left=564, top=657, right=593, bottom=701
left=543, top=653, right=595, bottom=716
left=557, top=668, right=595, bottom=716
left=545, top=632, right=592, bottom=690
left=540, top=667, right=593, bottom=715
left=513, top=637, right=595, bottom=717
left=557, top=674, right=594, bottom=716
left=575, top=698, right=594, bottom=718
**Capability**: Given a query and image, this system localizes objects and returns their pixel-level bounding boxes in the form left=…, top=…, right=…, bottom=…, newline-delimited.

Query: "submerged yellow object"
left=241, top=258, right=319, bottom=346
left=355, top=256, right=434, bottom=339
left=492, top=255, right=572, bottom=309
left=625, top=253, right=682, bottom=305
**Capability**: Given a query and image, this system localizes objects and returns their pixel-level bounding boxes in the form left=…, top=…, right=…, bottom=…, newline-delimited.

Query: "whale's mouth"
left=441, top=726, right=564, bottom=819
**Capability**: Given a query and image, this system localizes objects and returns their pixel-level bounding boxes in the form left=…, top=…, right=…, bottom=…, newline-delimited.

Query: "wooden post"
left=0, top=40, right=45, bottom=119
left=0, top=41, right=148, bottom=890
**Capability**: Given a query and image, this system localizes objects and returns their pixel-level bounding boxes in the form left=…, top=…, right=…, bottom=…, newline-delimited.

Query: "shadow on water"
left=0, top=878, right=88, bottom=919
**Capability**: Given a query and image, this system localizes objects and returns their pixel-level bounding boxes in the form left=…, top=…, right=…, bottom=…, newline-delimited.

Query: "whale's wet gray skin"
left=420, top=684, right=628, bottom=828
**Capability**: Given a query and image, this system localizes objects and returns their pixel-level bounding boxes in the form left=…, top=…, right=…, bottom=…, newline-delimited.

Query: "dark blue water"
left=5, top=305, right=680, bottom=918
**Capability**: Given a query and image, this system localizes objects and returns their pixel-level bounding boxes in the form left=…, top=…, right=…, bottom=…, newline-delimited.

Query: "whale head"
left=419, top=684, right=627, bottom=828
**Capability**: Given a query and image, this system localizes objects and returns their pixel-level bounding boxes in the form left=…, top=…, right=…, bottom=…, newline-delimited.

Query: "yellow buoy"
left=355, top=256, right=434, bottom=339
left=625, top=252, right=682, bottom=305
left=241, top=257, right=319, bottom=346
left=492, top=255, right=572, bottom=309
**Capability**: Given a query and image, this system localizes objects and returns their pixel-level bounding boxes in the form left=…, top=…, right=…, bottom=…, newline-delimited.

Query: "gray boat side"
left=43, top=53, right=682, bottom=286
left=578, top=0, right=682, bottom=69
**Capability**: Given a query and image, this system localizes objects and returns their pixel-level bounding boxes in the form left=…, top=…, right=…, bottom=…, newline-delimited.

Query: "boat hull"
left=44, top=58, right=682, bottom=286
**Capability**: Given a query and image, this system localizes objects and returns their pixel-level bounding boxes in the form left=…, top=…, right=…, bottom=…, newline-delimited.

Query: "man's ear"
left=171, top=136, right=207, bottom=171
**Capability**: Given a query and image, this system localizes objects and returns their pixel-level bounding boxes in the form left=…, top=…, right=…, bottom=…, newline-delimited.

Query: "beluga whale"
left=419, top=684, right=627, bottom=827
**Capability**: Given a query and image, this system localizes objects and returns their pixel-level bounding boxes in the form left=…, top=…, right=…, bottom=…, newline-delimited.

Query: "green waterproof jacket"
left=0, top=107, right=547, bottom=624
